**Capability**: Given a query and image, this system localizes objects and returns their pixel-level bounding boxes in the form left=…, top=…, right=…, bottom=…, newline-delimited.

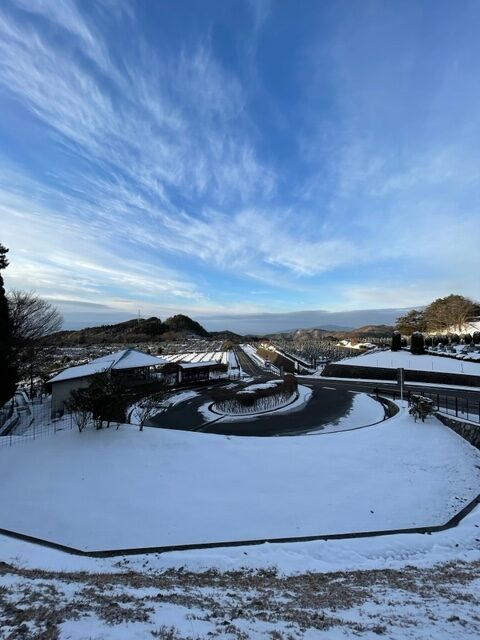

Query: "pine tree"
left=0, top=245, right=18, bottom=406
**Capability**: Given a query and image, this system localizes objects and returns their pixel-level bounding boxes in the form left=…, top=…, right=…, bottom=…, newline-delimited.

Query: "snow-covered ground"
left=1, top=403, right=480, bottom=638
left=240, top=343, right=281, bottom=374
left=338, top=349, right=480, bottom=375
left=0, top=405, right=478, bottom=552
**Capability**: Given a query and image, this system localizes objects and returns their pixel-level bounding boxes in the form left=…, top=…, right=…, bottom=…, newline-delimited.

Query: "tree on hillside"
left=423, top=294, right=477, bottom=333
left=8, top=290, right=63, bottom=394
left=395, top=309, right=426, bottom=336
left=163, top=314, right=209, bottom=337
left=0, top=244, right=18, bottom=406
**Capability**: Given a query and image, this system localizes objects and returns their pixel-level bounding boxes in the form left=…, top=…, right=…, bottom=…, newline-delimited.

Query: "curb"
left=0, top=494, right=478, bottom=558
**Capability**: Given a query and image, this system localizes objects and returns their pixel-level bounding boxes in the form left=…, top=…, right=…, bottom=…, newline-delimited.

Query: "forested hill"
left=44, top=314, right=210, bottom=345
left=270, top=324, right=394, bottom=341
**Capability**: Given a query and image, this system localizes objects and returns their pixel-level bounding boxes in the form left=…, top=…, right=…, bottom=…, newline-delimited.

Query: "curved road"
left=149, top=383, right=373, bottom=436
left=149, top=349, right=479, bottom=435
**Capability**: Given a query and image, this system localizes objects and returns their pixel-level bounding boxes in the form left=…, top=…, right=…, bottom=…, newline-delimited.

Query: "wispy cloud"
left=0, top=1, right=478, bottom=330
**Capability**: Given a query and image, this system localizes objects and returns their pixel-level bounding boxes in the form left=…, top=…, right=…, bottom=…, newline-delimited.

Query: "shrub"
left=410, top=332, right=425, bottom=355
left=391, top=332, right=402, bottom=351
left=212, top=375, right=298, bottom=415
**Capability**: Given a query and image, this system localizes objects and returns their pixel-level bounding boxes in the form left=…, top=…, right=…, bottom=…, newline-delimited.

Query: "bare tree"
left=136, top=392, right=164, bottom=431
left=8, top=290, right=63, bottom=349
left=8, top=290, right=63, bottom=395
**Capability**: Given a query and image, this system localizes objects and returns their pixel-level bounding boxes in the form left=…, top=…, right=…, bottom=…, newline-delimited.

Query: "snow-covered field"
left=0, top=406, right=478, bottom=552
left=338, top=349, right=480, bottom=375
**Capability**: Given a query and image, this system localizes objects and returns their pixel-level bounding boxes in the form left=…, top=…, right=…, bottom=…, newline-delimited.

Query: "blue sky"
left=1, top=0, right=479, bottom=333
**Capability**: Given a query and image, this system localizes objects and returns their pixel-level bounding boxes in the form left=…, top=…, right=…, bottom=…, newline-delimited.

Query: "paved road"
left=234, top=346, right=277, bottom=379
left=150, top=383, right=359, bottom=436
left=150, top=349, right=480, bottom=435
left=301, top=378, right=480, bottom=420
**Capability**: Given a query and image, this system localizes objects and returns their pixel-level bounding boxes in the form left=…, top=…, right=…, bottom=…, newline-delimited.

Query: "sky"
left=1, top=0, right=479, bottom=333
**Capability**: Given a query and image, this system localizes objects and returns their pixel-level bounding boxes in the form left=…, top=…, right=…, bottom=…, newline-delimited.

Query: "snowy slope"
left=338, top=349, right=480, bottom=375
left=0, top=408, right=478, bottom=552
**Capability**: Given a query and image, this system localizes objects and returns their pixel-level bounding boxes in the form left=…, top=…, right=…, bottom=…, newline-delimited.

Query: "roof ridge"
left=113, top=348, right=132, bottom=366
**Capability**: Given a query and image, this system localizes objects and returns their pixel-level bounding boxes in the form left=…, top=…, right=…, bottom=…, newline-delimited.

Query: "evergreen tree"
left=423, top=294, right=476, bottom=333
left=391, top=331, right=402, bottom=351
left=395, top=309, right=426, bottom=336
left=410, top=331, right=425, bottom=355
left=0, top=244, right=18, bottom=406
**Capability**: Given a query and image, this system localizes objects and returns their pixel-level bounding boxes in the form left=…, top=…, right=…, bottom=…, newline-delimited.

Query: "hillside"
left=44, top=314, right=209, bottom=345
left=346, top=324, right=394, bottom=338
left=269, top=324, right=394, bottom=341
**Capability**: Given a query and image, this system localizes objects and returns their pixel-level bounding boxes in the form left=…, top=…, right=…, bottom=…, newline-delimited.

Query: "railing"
left=374, top=388, right=480, bottom=424
left=0, top=400, right=75, bottom=448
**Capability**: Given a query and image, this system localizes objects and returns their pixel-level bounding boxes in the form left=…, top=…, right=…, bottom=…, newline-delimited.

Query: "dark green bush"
left=391, top=332, right=402, bottom=351
left=410, top=332, right=425, bottom=355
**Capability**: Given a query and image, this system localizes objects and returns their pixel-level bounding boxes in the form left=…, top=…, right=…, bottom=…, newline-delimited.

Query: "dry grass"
left=0, top=560, right=479, bottom=638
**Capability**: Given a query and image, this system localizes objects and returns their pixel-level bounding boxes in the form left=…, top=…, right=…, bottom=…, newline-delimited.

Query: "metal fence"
left=376, top=388, right=480, bottom=424
left=0, top=400, right=75, bottom=448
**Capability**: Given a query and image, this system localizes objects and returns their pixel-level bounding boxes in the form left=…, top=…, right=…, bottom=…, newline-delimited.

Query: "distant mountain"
left=209, top=330, right=243, bottom=342
left=347, top=324, right=394, bottom=338
left=266, top=324, right=394, bottom=341
left=44, top=314, right=209, bottom=345
left=317, top=324, right=354, bottom=332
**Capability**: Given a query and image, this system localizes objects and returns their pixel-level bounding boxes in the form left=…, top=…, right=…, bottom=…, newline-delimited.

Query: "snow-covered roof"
left=49, top=349, right=164, bottom=384
left=178, top=360, right=219, bottom=369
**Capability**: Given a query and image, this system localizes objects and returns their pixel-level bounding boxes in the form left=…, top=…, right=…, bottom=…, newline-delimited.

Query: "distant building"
left=161, top=360, right=220, bottom=386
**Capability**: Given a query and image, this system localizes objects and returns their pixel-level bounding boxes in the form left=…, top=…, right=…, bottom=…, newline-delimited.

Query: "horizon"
left=59, top=306, right=410, bottom=335
left=2, top=1, right=479, bottom=323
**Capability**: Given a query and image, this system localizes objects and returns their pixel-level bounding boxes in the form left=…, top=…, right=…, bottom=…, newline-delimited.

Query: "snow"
left=338, top=349, right=480, bottom=375
left=305, top=392, right=386, bottom=434
left=48, top=349, right=164, bottom=383
left=165, top=389, right=200, bottom=406
left=177, top=360, right=218, bottom=369
left=238, top=380, right=281, bottom=393
left=241, top=343, right=268, bottom=367
left=199, top=384, right=314, bottom=421
left=0, top=404, right=478, bottom=552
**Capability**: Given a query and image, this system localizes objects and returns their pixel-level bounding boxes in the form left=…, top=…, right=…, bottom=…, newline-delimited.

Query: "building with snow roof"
left=161, top=360, right=221, bottom=385
left=48, top=349, right=164, bottom=416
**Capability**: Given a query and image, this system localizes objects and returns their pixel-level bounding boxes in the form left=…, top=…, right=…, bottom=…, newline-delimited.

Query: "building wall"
left=51, top=377, right=90, bottom=417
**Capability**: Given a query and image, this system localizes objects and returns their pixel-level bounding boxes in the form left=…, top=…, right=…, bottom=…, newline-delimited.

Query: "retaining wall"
left=435, top=414, right=480, bottom=450
left=323, top=363, right=480, bottom=387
